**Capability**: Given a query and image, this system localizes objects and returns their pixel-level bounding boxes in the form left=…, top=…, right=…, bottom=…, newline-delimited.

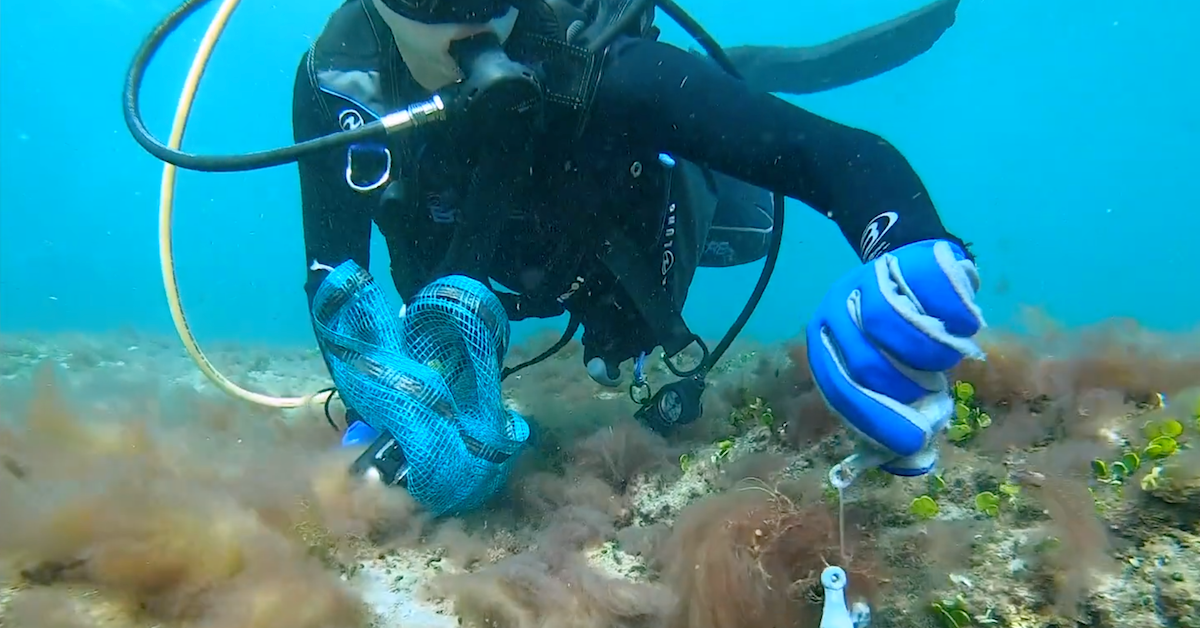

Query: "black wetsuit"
left=295, top=0, right=963, bottom=371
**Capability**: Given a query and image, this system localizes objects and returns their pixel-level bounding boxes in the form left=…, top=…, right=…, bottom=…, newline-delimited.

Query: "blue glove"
left=342, top=419, right=380, bottom=447
left=807, top=239, right=985, bottom=477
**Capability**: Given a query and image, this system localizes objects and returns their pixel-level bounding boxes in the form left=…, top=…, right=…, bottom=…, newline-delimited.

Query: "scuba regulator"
left=447, top=31, right=543, bottom=124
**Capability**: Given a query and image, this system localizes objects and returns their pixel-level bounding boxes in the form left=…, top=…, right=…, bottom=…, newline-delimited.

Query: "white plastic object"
left=820, top=566, right=872, bottom=628
left=828, top=452, right=886, bottom=489
left=820, top=566, right=854, bottom=628
left=828, top=458, right=857, bottom=490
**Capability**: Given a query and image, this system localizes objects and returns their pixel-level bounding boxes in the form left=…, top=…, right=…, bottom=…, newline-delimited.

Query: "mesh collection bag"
left=311, top=261, right=529, bottom=516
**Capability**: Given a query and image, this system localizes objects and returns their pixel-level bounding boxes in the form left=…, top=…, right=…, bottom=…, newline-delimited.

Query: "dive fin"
left=720, top=0, right=960, bottom=95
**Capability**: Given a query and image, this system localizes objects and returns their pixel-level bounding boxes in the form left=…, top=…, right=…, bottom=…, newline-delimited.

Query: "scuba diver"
left=292, top=0, right=984, bottom=482
left=119, top=0, right=979, bottom=514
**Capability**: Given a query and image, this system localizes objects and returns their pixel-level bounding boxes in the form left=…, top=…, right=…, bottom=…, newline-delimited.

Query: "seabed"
left=0, top=326, right=1197, bottom=628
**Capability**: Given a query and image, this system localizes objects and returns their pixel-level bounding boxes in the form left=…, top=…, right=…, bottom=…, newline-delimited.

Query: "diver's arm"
left=594, top=38, right=951, bottom=261
left=723, top=0, right=960, bottom=95
left=292, top=52, right=374, bottom=305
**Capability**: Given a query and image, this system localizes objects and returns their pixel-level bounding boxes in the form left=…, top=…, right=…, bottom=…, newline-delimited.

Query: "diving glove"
left=807, top=239, right=985, bottom=477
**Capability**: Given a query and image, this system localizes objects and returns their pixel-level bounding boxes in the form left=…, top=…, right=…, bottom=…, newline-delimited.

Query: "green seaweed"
left=946, top=380, right=991, bottom=444
left=930, top=597, right=977, bottom=628
left=679, top=453, right=693, bottom=472
left=1144, top=436, right=1178, bottom=459
left=1144, top=417, right=1184, bottom=440
left=953, top=381, right=975, bottom=402
left=928, top=473, right=948, bottom=497
left=974, top=491, right=1001, bottom=517
left=729, top=396, right=774, bottom=430
left=910, top=495, right=940, bottom=520
left=1095, top=450, right=1145, bottom=487
left=1122, top=451, right=1142, bottom=474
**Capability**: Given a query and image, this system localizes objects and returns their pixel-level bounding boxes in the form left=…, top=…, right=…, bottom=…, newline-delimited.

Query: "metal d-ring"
left=664, top=334, right=711, bottom=378
left=345, top=143, right=392, bottom=193
left=629, top=381, right=652, bottom=405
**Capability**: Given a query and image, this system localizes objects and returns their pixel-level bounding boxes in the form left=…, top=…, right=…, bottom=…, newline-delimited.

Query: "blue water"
left=1, top=0, right=1196, bottom=348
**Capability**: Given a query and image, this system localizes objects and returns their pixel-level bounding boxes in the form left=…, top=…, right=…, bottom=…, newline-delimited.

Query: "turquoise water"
left=0, top=0, right=1195, bottom=346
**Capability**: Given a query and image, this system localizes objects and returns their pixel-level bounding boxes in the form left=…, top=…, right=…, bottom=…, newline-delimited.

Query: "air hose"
left=156, top=0, right=330, bottom=408
left=127, top=0, right=401, bottom=172
left=153, top=0, right=444, bottom=409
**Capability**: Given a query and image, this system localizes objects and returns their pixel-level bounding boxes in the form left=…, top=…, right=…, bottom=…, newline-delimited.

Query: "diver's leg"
left=723, top=0, right=960, bottom=95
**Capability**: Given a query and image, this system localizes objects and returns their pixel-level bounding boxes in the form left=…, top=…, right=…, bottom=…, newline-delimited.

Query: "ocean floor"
left=1, top=321, right=1199, bottom=628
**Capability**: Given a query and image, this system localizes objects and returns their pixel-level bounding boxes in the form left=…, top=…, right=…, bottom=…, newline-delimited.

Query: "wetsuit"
left=295, top=0, right=964, bottom=373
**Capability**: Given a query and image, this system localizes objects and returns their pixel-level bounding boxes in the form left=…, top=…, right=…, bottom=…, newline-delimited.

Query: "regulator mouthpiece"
left=447, top=32, right=542, bottom=120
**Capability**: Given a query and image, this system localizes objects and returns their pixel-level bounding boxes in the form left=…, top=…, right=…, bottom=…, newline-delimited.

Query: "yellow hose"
left=159, top=0, right=332, bottom=409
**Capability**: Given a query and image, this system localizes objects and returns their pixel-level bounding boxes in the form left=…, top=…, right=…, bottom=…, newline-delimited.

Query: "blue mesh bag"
left=311, top=260, right=530, bottom=516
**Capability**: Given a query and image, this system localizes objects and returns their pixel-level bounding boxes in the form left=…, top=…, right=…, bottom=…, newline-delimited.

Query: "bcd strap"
left=506, top=0, right=658, bottom=138
left=599, top=228, right=695, bottom=358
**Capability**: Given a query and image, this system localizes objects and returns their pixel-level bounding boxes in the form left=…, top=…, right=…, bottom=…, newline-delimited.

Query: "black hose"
left=703, top=193, right=783, bottom=370
left=640, top=0, right=772, bottom=376
left=653, top=0, right=741, bottom=79
left=585, top=0, right=741, bottom=82
left=122, top=0, right=394, bottom=172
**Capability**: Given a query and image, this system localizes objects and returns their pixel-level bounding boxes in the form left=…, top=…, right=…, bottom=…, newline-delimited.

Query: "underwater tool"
left=349, top=427, right=412, bottom=487
left=829, top=451, right=892, bottom=491
left=820, top=566, right=873, bottom=628
left=822, top=456, right=880, bottom=628
left=828, top=441, right=945, bottom=491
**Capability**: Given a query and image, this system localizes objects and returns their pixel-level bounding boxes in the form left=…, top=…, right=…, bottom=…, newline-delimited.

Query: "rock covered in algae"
left=1143, top=455, right=1200, bottom=509
left=1089, top=531, right=1200, bottom=628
